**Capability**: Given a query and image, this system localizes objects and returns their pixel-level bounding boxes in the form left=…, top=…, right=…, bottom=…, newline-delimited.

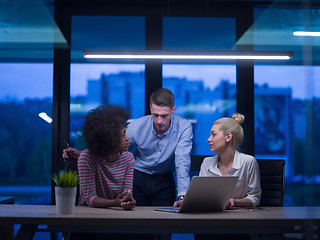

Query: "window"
left=70, top=16, right=146, bottom=149
left=252, top=4, right=320, bottom=206
left=254, top=65, right=320, bottom=206
left=163, top=64, right=236, bottom=155
left=70, top=64, right=145, bottom=150
left=0, top=63, right=52, bottom=204
left=163, top=17, right=236, bottom=156
left=163, top=17, right=235, bottom=50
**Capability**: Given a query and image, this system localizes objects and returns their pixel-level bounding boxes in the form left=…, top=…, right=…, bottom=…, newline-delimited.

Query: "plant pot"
left=55, top=187, right=77, bottom=215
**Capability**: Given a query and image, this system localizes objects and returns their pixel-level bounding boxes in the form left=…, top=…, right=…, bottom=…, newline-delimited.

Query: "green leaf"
left=52, top=170, right=79, bottom=188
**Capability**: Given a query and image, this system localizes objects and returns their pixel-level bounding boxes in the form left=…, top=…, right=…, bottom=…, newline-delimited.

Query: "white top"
left=199, top=151, right=261, bottom=207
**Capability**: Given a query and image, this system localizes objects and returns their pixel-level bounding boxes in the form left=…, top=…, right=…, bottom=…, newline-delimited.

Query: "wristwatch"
left=177, top=195, right=185, bottom=201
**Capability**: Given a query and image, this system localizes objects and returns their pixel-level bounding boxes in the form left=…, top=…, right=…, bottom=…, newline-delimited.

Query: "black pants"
left=132, top=169, right=175, bottom=240
left=133, top=169, right=176, bottom=207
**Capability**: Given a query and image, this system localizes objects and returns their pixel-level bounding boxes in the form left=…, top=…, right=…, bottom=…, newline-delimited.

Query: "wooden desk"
left=0, top=205, right=319, bottom=240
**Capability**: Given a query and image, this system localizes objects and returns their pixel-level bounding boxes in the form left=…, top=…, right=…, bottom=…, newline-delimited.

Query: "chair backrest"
left=257, top=159, right=286, bottom=207
left=190, top=155, right=208, bottom=172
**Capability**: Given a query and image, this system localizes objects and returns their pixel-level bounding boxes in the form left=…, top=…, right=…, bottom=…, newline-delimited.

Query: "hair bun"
left=232, top=113, right=245, bottom=125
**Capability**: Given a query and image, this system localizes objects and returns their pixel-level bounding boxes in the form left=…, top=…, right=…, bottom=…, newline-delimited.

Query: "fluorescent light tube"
left=83, top=50, right=293, bottom=60
left=293, top=31, right=320, bottom=37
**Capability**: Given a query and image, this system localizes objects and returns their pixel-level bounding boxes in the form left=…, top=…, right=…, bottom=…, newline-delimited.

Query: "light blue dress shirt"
left=126, top=114, right=193, bottom=196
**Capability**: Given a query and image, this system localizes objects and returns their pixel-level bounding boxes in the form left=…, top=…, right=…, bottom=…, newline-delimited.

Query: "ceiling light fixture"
left=83, top=50, right=293, bottom=60
left=293, top=31, right=320, bottom=37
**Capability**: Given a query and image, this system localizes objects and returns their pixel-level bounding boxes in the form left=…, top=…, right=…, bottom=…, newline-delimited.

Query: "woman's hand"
left=119, top=190, right=136, bottom=210
left=225, top=198, right=235, bottom=210
left=62, top=147, right=81, bottom=159
left=173, top=200, right=183, bottom=207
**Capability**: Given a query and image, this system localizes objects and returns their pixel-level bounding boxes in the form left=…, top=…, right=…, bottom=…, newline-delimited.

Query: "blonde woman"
left=174, top=113, right=261, bottom=209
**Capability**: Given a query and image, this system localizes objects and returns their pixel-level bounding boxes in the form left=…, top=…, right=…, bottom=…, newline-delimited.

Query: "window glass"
left=163, top=64, right=236, bottom=156
left=254, top=65, right=320, bottom=206
left=70, top=64, right=145, bottom=150
left=71, top=16, right=145, bottom=60
left=0, top=63, right=52, bottom=204
left=163, top=17, right=235, bottom=50
left=163, top=17, right=236, bottom=157
left=70, top=16, right=146, bottom=150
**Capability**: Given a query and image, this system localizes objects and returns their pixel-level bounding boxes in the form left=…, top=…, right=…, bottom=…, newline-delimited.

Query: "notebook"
left=155, top=176, right=238, bottom=213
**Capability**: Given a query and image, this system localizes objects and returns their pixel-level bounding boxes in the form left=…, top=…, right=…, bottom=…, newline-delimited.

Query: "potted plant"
left=52, top=170, right=79, bottom=215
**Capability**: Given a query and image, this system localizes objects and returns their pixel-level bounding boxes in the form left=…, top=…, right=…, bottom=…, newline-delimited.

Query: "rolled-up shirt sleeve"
left=175, top=124, right=193, bottom=197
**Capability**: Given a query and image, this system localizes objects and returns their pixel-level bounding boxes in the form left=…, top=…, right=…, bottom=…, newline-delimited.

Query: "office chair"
left=251, top=159, right=286, bottom=240
left=190, top=155, right=208, bottom=176
left=256, top=159, right=286, bottom=207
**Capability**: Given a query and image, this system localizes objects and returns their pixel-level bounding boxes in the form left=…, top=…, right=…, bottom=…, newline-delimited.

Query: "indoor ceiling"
left=0, top=0, right=67, bottom=61
left=0, top=0, right=320, bottom=63
left=237, top=3, right=320, bottom=62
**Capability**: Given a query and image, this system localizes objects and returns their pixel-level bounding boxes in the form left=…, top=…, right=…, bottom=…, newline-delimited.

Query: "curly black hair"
left=82, top=105, right=131, bottom=158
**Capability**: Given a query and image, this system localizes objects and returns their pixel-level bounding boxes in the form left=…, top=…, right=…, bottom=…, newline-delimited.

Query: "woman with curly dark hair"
left=77, top=105, right=136, bottom=210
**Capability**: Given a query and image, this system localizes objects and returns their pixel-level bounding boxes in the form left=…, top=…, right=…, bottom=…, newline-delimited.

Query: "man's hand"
left=173, top=200, right=183, bottom=207
left=62, top=147, right=81, bottom=159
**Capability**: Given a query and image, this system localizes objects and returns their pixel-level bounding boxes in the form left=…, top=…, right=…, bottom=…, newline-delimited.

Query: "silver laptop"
left=155, top=176, right=238, bottom=213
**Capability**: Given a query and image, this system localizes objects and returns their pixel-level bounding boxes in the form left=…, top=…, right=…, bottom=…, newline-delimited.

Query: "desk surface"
left=0, top=205, right=319, bottom=233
